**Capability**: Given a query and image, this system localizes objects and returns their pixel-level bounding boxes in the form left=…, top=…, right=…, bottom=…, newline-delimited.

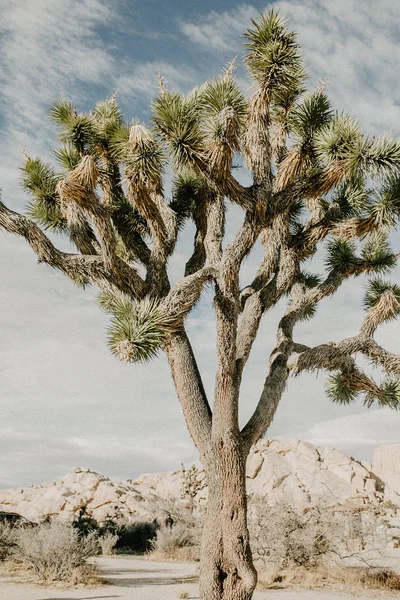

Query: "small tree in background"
left=2, top=10, right=400, bottom=600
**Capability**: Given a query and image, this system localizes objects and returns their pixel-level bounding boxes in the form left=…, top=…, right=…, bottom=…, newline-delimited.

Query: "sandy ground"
left=0, top=556, right=399, bottom=600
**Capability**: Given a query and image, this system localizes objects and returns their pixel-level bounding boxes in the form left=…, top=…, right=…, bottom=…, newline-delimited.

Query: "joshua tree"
left=2, top=10, right=400, bottom=600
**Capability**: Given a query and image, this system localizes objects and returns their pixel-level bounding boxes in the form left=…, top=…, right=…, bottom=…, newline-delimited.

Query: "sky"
left=1, top=0, right=400, bottom=488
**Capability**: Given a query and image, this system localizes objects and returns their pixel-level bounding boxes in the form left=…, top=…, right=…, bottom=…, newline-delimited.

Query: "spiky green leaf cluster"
left=170, top=170, right=207, bottom=227
left=374, top=378, right=400, bottom=409
left=314, top=114, right=363, bottom=178
left=153, top=92, right=204, bottom=170
left=326, top=373, right=358, bottom=405
left=330, top=178, right=371, bottom=218
left=369, top=175, right=400, bottom=228
left=361, top=232, right=396, bottom=273
left=21, top=157, right=66, bottom=231
left=200, top=76, right=247, bottom=153
left=326, top=371, right=400, bottom=409
left=289, top=89, right=333, bottom=140
left=118, top=122, right=165, bottom=190
left=106, top=296, right=178, bottom=364
left=298, top=271, right=322, bottom=289
left=325, top=238, right=359, bottom=274
left=363, top=278, right=400, bottom=311
left=244, top=10, right=306, bottom=103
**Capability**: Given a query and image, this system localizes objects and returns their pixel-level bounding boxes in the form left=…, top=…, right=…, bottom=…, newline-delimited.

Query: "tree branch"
left=0, top=199, right=148, bottom=298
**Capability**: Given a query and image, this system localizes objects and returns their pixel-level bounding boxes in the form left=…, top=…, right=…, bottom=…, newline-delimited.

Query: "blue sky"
left=1, top=0, right=400, bottom=488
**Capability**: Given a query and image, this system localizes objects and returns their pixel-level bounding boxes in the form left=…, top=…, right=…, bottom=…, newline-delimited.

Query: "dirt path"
left=0, top=556, right=398, bottom=600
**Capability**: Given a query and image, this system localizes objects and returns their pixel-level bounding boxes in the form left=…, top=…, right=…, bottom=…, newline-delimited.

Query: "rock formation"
left=1, top=439, right=399, bottom=524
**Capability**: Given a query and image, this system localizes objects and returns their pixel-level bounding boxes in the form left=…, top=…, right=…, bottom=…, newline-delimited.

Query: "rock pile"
left=1, top=439, right=399, bottom=524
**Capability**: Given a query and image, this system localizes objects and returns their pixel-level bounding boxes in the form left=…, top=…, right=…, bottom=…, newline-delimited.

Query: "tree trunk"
left=199, top=431, right=257, bottom=600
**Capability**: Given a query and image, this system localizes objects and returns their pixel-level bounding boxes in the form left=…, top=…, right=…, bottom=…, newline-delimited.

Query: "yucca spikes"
left=364, top=278, right=400, bottom=311
left=119, top=121, right=165, bottom=192
left=325, top=238, right=359, bottom=274
left=326, top=371, right=400, bottom=409
left=50, top=100, right=77, bottom=126
left=360, top=135, right=400, bottom=178
left=288, top=89, right=333, bottom=139
left=106, top=296, right=180, bottom=364
left=314, top=114, right=363, bottom=190
left=326, top=372, right=358, bottom=405
left=244, top=9, right=306, bottom=103
left=200, top=76, right=247, bottom=149
left=362, top=277, right=400, bottom=335
left=92, top=97, right=124, bottom=143
left=361, top=231, right=396, bottom=273
left=58, top=114, right=97, bottom=155
left=331, top=178, right=371, bottom=218
left=170, top=170, right=206, bottom=227
left=153, top=91, right=205, bottom=172
left=54, top=144, right=81, bottom=171
left=369, top=174, right=400, bottom=228
left=21, top=157, right=66, bottom=232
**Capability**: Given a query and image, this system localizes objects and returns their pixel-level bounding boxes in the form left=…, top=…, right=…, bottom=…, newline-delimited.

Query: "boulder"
left=246, top=452, right=264, bottom=479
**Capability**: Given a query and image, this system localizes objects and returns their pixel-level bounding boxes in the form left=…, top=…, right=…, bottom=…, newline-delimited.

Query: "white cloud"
left=180, top=0, right=400, bottom=134
left=286, top=408, right=400, bottom=461
left=179, top=5, right=258, bottom=52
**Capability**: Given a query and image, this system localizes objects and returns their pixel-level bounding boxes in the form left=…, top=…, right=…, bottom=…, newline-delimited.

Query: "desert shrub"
left=99, top=531, right=119, bottom=556
left=115, top=521, right=158, bottom=553
left=249, top=501, right=344, bottom=569
left=258, top=565, right=400, bottom=591
left=151, top=521, right=201, bottom=560
left=72, top=507, right=101, bottom=536
left=0, top=522, right=16, bottom=561
left=150, top=502, right=203, bottom=561
left=14, top=520, right=99, bottom=582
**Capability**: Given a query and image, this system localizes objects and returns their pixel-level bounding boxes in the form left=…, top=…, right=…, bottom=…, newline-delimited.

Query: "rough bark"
left=200, top=436, right=257, bottom=600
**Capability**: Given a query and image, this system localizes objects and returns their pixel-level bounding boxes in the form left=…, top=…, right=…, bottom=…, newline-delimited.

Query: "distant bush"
left=99, top=532, right=119, bottom=556
left=14, top=521, right=99, bottom=582
left=115, top=521, right=157, bottom=553
left=0, top=522, right=16, bottom=561
left=151, top=521, right=201, bottom=561
left=249, top=501, right=344, bottom=569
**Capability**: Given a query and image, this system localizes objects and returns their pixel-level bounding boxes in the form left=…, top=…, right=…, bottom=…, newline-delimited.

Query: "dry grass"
left=258, top=564, right=400, bottom=592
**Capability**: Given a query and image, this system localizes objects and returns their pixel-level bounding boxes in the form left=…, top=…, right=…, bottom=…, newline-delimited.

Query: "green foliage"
left=330, top=178, right=371, bottom=218
left=57, top=114, right=97, bottom=154
left=363, top=278, right=400, bottom=311
left=21, top=157, right=66, bottom=231
left=314, top=114, right=363, bottom=175
left=288, top=89, right=333, bottom=140
left=361, top=135, right=400, bottom=178
left=361, top=232, right=396, bottom=273
left=370, top=175, right=400, bottom=228
left=245, top=9, right=306, bottom=103
left=170, top=170, right=207, bottom=227
left=325, top=238, right=358, bottom=274
left=49, top=100, right=77, bottom=126
left=298, top=271, right=322, bottom=289
left=153, top=91, right=204, bottom=170
left=54, top=144, right=81, bottom=170
left=326, top=373, right=359, bottom=405
left=374, top=378, right=400, bottom=409
left=106, top=296, right=176, bottom=364
left=199, top=76, right=247, bottom=154
left=92, top=97, right=124, bottom=142
left=115, top=122, right=165, bottom=190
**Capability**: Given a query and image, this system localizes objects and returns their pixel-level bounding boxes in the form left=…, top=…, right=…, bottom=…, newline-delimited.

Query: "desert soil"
left=0, top=556, right=399, bottom=600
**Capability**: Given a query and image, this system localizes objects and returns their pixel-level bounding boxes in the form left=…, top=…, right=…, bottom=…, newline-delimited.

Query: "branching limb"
left=165, top=330, right=212, bottom=457
left=0, top=199, right=148, bottom=298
